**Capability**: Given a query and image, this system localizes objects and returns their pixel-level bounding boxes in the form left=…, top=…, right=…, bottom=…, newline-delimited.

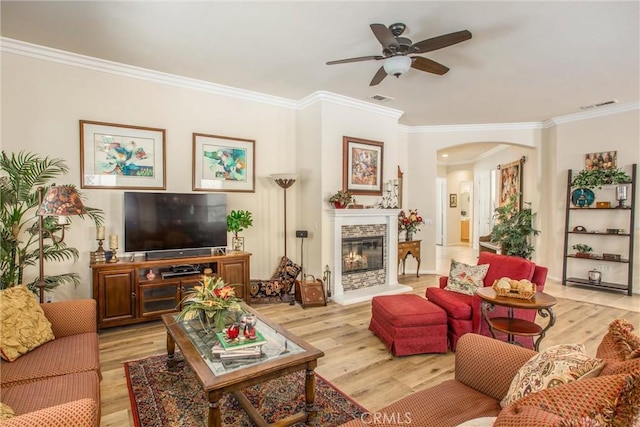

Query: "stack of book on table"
left=212, top=330, right=267, bottom=360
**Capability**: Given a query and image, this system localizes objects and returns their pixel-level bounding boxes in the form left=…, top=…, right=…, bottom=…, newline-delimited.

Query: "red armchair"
left=426, top=252, right=548, bottom=351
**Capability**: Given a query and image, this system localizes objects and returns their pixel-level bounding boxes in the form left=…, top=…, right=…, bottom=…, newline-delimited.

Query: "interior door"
left=476, top=170, right=493, bottom=247
left=436, top=177, right=446, bottom=246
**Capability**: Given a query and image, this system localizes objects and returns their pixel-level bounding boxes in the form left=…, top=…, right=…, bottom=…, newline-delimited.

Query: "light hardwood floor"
left=99, top=261, right=640, bottom=427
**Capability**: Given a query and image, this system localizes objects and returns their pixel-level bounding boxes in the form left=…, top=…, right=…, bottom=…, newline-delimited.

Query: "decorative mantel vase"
left=405, top=230, right=414, bottom=241
left=334, top=202, right=346, bottom=209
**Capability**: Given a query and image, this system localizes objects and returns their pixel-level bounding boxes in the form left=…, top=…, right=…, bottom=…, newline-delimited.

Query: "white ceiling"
left=1, top=1, right=638, bottom=129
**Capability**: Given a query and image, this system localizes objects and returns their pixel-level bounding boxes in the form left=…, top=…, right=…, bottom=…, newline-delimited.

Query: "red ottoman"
left=369, top=294, right=448, bottom=356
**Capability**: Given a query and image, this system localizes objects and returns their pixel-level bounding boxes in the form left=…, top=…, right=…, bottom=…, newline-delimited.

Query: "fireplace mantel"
left=329, top=208, right=412, bottom=305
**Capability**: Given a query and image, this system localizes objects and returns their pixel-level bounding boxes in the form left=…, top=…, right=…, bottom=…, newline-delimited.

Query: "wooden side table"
left=398, top=240, right=421, bottom=278
left=476, top=287, right=557, bottom=351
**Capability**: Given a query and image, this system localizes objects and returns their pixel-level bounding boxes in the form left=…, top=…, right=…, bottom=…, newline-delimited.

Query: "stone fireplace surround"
left=329, top=208, right=412, bottom=305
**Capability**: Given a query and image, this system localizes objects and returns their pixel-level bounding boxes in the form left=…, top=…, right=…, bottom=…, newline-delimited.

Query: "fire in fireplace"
left=342, top=236, right=384, bottom=274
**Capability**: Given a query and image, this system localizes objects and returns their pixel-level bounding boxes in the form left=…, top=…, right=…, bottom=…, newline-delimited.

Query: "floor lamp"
left=271, top=174, right=296, bottom=258
left=37, top=185, right=87, bottom=303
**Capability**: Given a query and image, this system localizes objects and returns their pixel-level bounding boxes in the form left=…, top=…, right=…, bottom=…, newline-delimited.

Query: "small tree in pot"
left=490, top=193, right=540, bottom=259
left=226, top=210, right=252, bottom=251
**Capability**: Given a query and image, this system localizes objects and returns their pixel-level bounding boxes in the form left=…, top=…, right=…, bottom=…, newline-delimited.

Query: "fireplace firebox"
left=342, top=236, right=384, bottom=274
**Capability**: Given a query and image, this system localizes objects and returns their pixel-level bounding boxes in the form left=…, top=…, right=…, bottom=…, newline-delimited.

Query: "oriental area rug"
left=125, top=353, right=368, bottom=427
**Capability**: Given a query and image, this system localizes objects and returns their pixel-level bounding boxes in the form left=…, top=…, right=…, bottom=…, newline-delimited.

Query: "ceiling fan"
left=326, top=23, right=472, bottom=86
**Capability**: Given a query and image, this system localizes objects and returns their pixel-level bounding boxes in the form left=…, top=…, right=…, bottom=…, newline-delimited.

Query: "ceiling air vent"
left=580, top=100, right=619, bottom=110
left=370, top=94, right=395, bottom=102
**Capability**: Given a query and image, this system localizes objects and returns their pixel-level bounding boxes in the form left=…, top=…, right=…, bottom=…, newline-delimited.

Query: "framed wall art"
left=585, top=151, right=617, bottom=171
left=80, top=120, right=166, bottom=189
left=498, top=156, right=525, bottom=209
left=192, top=133, right=255, bottom=192
left=342, top=136, right=384, bottom=196
left=449, top=194, right=457, bottom=208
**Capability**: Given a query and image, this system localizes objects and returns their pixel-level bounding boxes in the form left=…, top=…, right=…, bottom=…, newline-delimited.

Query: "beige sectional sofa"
left=0, top=299, right=101, bottom=426
left=340, top=324, right=640, bottom=427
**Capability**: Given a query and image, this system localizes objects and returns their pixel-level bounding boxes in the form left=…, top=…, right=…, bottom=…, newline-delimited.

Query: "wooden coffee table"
left=476, top=287, right=557, bottom=351
left=162, top=303, right=324, bottom=427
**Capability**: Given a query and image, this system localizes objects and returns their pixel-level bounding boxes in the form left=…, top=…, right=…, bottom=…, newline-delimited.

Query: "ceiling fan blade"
left=369, top=66, right=387, bottom=86
left=411, top=56, right=450, bottom=75
left=412, top=30, right=472, bottom=54
left=326, top=55, right=383, bottom=65
left=370, top=23, right=399, bottom=50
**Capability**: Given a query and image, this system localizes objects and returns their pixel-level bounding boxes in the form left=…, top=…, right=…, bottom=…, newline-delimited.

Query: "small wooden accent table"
left=398, top=240, right=421, bottom=277
left=476, top=287, right=557, bottom=351
left=162, top=303, right=324, bottom=427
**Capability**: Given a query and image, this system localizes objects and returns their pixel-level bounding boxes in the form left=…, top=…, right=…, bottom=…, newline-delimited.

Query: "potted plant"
left=571, top=167, right=631, bottom=189
left=490, top=193, right=540, bottom=259
left=0, top=151, right=104, bottom=294
left=176, top=275, right=244, bottom=332
left=572, top=244, right=593, bottom=258
left=226, top=210, right=252, bottom=251
left=328, top=190, right=355, bottom=208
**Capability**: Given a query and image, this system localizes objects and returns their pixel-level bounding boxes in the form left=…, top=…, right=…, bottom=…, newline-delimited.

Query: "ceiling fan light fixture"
left=383, top=56, right=411, bottom=77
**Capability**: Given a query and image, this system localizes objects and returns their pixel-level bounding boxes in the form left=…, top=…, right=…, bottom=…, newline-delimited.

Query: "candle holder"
left=109, top=245, right=119, bottom=263
left=96, top=238, right=105, bottom=253
left=616, top=185, right=628, bottom=208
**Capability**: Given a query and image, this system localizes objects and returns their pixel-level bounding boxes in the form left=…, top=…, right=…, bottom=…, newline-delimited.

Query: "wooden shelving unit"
left=561, top=164, right=636, bottom=296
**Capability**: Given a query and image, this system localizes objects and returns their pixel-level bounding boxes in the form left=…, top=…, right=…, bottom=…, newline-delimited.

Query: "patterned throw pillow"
left=496, top=371, right=640, bottom=427
left=271, top=256, right=302, bottom=281
left=445, top=259, right=489, bottom=295
left=0, top=402, right=14, bottom=420
left=0, top=285, right=55, bottom=362
left=501, top=343, right=605, bottom=408
left=270, top=256, right=302, bottom=281
left=606, top=318, right=640, bottom=360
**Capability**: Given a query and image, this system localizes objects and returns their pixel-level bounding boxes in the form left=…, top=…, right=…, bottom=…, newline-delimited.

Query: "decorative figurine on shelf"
left=146, top=269, right=156, bottom=281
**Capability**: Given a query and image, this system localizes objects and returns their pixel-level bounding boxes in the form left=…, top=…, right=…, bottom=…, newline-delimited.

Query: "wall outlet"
left=296, top=230, right=308, bottom=238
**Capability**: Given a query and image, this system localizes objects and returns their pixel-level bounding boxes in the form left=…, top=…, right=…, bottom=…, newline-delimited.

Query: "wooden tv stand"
left=91, top=251, right=251, bottom=329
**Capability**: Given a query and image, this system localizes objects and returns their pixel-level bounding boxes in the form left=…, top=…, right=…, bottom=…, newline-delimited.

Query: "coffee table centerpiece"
left=176, top=275, right=244, bottom=333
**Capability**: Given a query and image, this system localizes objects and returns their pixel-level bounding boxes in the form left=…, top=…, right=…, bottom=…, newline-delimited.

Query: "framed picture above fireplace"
left=342, top=136, right=383, bottom=196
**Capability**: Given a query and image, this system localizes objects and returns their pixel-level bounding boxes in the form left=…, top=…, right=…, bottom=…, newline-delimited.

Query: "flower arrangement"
left=398, top=209, right=425, bottom=233
left=328, top=190, right=355, bottom=208
left=176, top=275, right=244, bottom=331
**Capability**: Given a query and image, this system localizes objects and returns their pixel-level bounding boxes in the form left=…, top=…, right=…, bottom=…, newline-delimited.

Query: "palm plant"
left=0, top=151, right=104, bottom=293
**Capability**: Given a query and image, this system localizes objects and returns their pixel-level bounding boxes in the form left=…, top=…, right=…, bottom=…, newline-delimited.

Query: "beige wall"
left=2, top=42, right=639, bottom=298
left=548, top=111, right=640, bottom=287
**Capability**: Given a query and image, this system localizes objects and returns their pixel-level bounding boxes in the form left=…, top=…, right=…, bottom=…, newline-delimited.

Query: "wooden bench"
left=479, top=235, right=501, bottom=254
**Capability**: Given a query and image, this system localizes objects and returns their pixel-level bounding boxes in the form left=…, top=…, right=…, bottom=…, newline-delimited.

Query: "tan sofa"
left=0, top=299, right=101, bottom=426
left=340, top=330, right=640, bottom=427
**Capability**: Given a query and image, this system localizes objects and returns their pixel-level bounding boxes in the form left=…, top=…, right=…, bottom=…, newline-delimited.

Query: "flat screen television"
left=124, top=192, right=227, bottom=258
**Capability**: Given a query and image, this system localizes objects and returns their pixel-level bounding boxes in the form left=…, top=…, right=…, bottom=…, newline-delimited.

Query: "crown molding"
left=2, top=37, right=636, bottom=131
left=0, top=37, right=298, bottom=109
left=400, top=121, right=544, bottom=134
left=545, top=101, right=640, bottom=127
left=1, top=37, right=403, bottom=120
left=297, top=91, right=404, bottom=119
